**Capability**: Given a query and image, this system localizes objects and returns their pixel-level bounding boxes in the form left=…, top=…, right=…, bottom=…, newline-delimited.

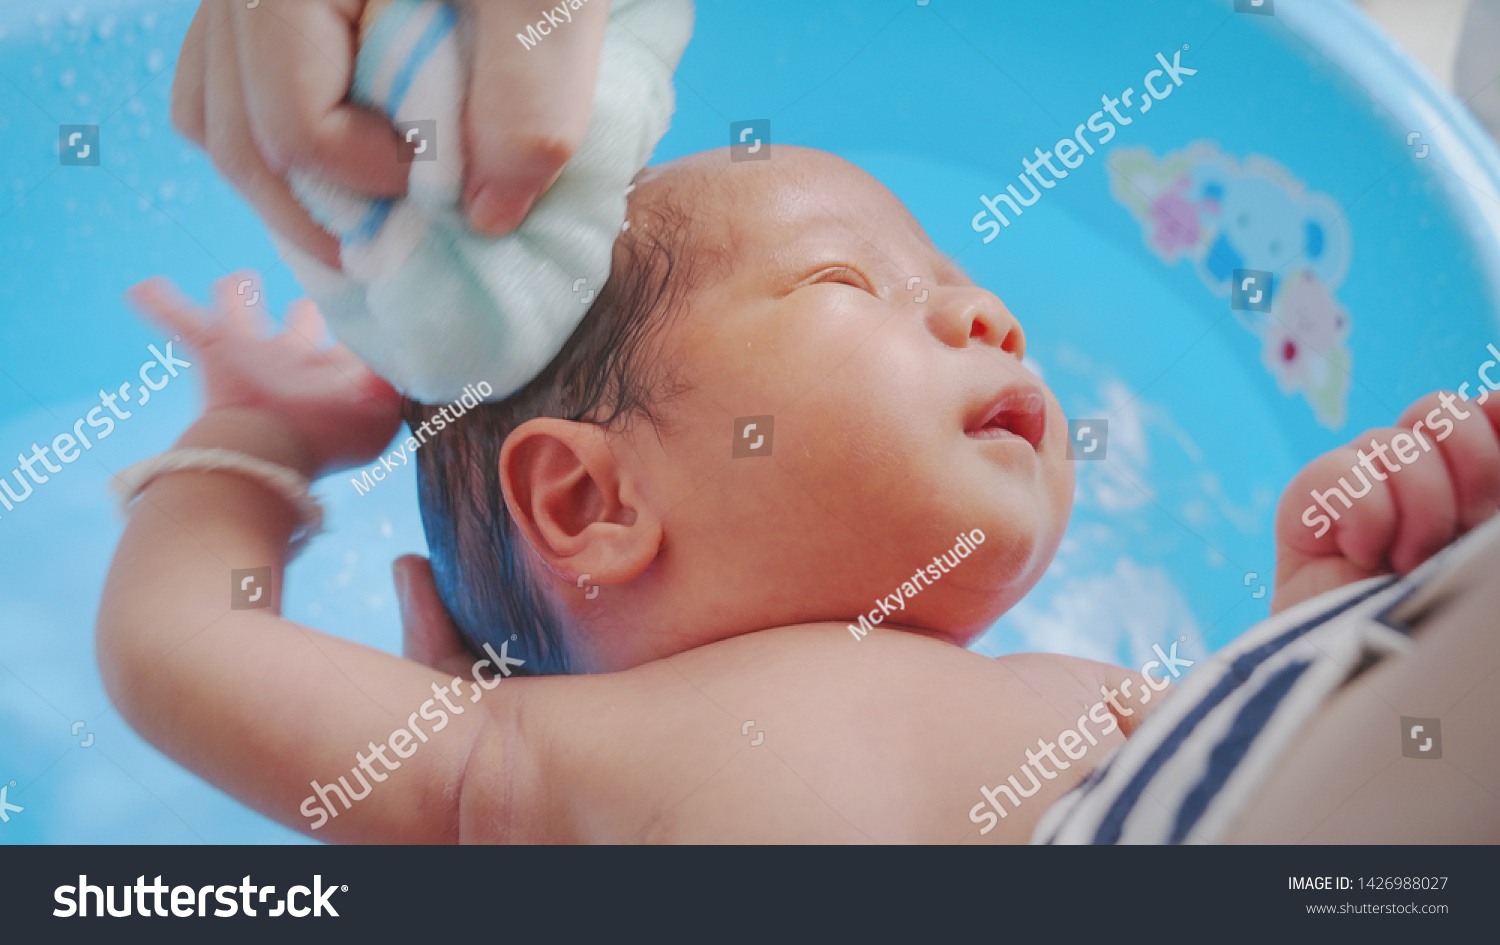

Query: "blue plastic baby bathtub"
left=1, top=0, right=1497, bottom=842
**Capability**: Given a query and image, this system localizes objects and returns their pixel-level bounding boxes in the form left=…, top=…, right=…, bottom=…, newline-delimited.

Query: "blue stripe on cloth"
left=349, top=198, right=396, bottom=246
left=353, top=0, right=425, bottom=104
left=1167, top=658, right=1311, bottom=844
left=385, top=1, right=457, bottom=116
left=1089, top=578, right=1392, bottom=845
left=1038, top=755, right=1115, bottom=845
left=347, top=2, right=457, bottom=246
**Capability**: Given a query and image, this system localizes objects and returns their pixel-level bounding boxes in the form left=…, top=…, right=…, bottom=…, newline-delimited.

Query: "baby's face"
left=599, top=147, right=1073, bottom=661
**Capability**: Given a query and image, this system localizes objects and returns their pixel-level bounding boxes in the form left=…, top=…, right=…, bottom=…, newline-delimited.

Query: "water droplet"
left=146, top=48, right=164, bottom=73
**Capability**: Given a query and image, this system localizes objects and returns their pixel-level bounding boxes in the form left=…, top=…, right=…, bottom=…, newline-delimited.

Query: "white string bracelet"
left=110, top=448, right=324, bottom=556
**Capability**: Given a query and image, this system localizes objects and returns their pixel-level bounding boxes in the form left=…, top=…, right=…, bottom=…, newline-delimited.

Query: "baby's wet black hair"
left=401, top=183, right=721, bottom=674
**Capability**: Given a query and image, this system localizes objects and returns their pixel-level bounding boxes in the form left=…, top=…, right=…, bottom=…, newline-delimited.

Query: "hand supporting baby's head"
left=409, top=147, right=1075, bottom=673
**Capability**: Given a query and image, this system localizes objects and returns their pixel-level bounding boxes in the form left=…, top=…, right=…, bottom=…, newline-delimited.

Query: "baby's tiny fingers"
left=284, top=298, right=329, bottom=350
left=124, top=277, right=209, bottom=341
left=211, top=272, right=274, bottom=336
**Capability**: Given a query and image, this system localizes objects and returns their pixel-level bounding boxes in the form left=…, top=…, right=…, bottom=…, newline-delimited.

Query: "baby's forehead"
left=631, top=146, right=931, bottom=269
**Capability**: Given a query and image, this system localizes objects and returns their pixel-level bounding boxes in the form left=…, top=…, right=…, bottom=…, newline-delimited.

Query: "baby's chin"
left=952, top=498, right=1071, bottom=626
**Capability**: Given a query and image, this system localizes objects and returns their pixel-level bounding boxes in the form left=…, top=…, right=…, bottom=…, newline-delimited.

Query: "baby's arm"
left=97, top=277, right=521, bottom=843
left=1272, top=389, right=1500, bottom=613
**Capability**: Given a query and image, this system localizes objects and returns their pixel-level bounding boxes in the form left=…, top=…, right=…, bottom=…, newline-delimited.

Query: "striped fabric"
left=1033, top=513, right=1500, bottom=844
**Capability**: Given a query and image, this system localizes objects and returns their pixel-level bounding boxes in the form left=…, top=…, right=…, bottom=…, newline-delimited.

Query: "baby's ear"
left=498, top=418, right=661, bottom=587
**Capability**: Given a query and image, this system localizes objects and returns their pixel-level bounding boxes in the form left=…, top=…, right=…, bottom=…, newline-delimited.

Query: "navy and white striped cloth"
left=1033, top=512, right=1500, bottom=844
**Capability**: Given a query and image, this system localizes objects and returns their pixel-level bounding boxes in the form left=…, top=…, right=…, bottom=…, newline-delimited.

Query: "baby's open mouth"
left=966, top=384, right=1047, bottom=450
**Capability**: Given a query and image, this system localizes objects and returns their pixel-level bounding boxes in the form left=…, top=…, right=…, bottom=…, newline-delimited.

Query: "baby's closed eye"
left=797, top=265, right=877, bottom=296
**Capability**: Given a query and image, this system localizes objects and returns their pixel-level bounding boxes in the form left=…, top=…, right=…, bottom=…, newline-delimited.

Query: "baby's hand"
left=1272, top=389, right=1500, bottom=612
left=126, top=273, right=401, bottom=477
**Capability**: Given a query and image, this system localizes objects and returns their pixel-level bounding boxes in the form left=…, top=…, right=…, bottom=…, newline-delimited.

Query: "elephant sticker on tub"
left=1108, top=142, right=1353, bottom=429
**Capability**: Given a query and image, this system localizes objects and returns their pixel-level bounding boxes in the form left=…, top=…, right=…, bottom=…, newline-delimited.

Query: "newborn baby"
left=99, top=146, right=1500, bottom=844
left=404, top=146, right=1071, bottom=675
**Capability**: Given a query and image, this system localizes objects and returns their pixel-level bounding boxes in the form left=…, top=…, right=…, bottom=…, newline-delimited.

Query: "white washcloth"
left=284, top=0, right=694, bottom=403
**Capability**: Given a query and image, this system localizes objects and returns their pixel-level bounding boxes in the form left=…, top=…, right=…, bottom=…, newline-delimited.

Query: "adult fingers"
left=1276, top=443, right=1396, bottom=574
left=203, top=12, right=343, bottom=268
left=1399, top=391, right=1500, bottom=530
left=233, top=0, right=406, bottom=196
left=394, top=555, right=475, bottom=678
left=460, top=0, right=611, bottom=234
left=169, top=3, right=212, bottom=146
left=1356, top=426, right=1457, bottom=574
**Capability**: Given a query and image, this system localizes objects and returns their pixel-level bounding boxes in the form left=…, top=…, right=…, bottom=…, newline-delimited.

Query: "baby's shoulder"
left=471, top=624, right=1145, bottom=842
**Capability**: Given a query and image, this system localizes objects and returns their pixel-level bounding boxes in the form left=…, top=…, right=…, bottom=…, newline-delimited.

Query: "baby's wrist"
left=175, top=408, right=322, bottom=480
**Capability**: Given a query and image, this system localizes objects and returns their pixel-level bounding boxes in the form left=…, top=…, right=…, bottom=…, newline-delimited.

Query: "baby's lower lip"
left=967, top=427, right=1033, bottom=447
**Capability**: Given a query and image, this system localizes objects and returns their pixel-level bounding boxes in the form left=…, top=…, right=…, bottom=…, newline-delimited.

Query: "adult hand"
left=172, top=0, right=612, bottom=268
left=394, top=554, right=478, bottom=678
left=1272, top=389, right=1500, bottom=613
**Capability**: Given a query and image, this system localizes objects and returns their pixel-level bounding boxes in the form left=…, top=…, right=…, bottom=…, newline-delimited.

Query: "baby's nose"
left=926, top=287, right=1025, bottom=360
